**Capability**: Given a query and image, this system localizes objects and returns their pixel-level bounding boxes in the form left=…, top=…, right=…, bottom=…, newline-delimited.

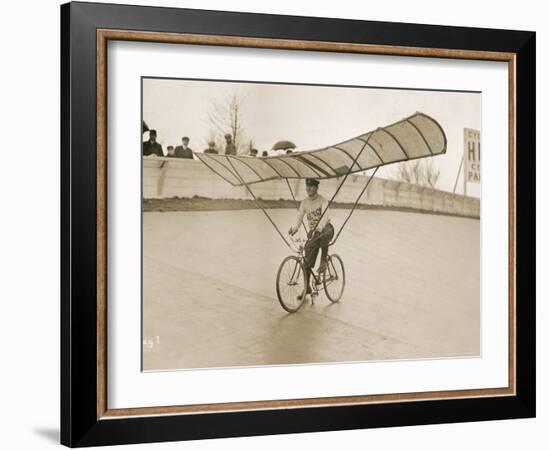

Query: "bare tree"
left=423, top=159, right=440, bottom=188
left=207, top=91, right=250, bottom=154
left=394, top=159, right=440, bottom=189
left=397, top=160, right=423, bottom=185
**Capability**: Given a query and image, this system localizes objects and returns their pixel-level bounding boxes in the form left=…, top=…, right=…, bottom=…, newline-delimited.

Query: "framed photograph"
left=61, top=1, right=535, bottom=447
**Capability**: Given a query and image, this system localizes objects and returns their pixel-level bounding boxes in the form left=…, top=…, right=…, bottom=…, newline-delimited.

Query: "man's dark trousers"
left=304, top=223, right=335, bottom=272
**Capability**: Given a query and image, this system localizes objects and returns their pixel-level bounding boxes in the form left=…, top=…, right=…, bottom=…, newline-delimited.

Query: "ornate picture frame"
left=61, top=2, right=535, bottom=446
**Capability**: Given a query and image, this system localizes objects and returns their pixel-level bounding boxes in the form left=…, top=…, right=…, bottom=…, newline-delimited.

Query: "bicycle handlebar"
left=288, top=234, right=306, bottom=253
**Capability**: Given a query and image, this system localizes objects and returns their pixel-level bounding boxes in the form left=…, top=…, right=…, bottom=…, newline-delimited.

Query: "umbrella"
left=272, top=140, right=296, bottom=151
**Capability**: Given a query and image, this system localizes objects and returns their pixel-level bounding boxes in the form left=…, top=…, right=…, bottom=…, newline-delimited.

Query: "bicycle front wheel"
left=276, top=255, right=307, bottom=313
left=323, top=254, right=345, bottom=303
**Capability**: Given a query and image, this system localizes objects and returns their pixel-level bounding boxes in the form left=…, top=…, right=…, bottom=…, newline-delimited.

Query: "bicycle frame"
left=287, top=235, right=339, bottom=297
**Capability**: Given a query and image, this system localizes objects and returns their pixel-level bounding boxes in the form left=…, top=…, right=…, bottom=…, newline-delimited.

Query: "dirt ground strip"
left=143, top=196, right=477, bottom=219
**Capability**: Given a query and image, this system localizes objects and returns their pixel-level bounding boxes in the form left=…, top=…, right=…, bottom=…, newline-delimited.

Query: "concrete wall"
left=143, top=157, right=480, bottom=218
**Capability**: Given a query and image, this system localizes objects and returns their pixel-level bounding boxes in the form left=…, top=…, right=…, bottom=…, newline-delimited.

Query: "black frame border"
left=61, top=1, right=535, bottom=447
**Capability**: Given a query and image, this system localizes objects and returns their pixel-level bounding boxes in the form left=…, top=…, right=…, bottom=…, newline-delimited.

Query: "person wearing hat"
left=203, top=141, right=218, bottom=154
left=174, top=136, right=194, bottom=159
left=224, top=133, right=237, bottom=156
left=166, top=145, right=176, bottom=157
left=288, top=178, right=334, bottom=299
left=142, top=129, right=164, bottom=156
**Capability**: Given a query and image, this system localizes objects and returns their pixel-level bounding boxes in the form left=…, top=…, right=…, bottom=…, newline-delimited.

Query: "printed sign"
left=464, top=128, right=480, bottom=183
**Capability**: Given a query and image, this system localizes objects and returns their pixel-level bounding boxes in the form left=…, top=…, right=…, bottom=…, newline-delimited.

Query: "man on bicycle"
left=289, top=178, right=335, bottom=297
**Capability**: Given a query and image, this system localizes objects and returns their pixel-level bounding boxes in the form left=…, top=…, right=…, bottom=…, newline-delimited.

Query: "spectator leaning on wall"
left=142, top=129, right=163, bottom=156
left=166, top=145, right=176, bottom=157
left=204, top=141, right=218, bottom=154
left=224, top=134, right=237, bottom=155
left=175, top=136, right=194, bottom=159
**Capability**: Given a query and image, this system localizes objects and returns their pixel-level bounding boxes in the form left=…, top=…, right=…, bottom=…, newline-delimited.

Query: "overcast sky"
left=143, top=78, right=480, bottom=196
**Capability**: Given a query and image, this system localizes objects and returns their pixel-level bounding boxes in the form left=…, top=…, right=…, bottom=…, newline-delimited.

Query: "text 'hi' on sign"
left=464, top=128, right=480, bottom=183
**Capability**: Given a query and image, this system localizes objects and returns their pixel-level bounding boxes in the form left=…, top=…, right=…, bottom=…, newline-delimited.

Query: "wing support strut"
left=225, top=157, right=293, bottom=250
left=329, top=166, right=379, bottom=246
left=285, top=179, right=308, bottom=234
left=306, top=131, right=374, bottom=243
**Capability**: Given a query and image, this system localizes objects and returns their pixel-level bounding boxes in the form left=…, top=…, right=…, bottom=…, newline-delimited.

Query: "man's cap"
left=182, top=136, right=190, bottom=142
left=149, top=129, right=157, bottom=136
left=306, top=178, right=320, bottom=187
left=224, top=133, right=232, bottom=139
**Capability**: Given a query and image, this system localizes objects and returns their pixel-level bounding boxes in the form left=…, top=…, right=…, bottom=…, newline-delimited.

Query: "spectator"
left=166, top=145, right=176, bottom=157
left=261, top=151, right=268, bottom=157
left=249, top=148, right=258, bottom=157
left=224, top=133, right=237, bottom=155
left=175, top=136, right=193, bottom=159
left=142, top=129, right=163, bottom=156
left=203, top=141, right=218, bottom=154
left=286, top=149, right=293, bottom=154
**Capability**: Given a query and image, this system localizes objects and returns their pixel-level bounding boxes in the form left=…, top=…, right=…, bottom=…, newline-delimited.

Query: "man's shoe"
left=297, top=288, right=312, bottom=301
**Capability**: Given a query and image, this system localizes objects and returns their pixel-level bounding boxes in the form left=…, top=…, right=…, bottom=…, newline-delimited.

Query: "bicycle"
left=276, top=235, right=346, bottom=313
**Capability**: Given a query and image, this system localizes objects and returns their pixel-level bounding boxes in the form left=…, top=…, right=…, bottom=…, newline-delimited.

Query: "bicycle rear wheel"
left=323, top=254, right=345, bottom=303
left=276, top=255, right=307, bottom=313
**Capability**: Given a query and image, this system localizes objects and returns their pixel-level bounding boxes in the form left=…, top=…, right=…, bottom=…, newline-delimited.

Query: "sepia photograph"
left=141, top=77, right=481, bottom=371
left=56, top=2, right=536, bottom=446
